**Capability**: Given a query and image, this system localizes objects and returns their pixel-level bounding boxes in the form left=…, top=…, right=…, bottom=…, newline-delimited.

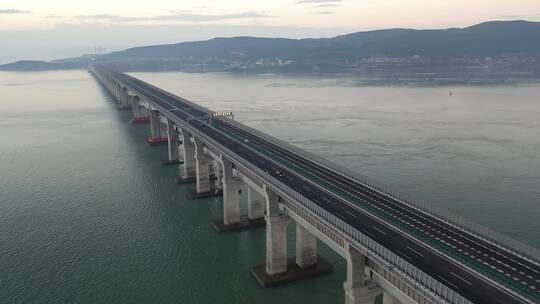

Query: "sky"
left=1, top=0, right=540, bottom=63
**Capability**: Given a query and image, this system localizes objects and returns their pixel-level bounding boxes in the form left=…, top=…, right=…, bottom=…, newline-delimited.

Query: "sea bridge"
left=89, top=63, right=539, bottom=304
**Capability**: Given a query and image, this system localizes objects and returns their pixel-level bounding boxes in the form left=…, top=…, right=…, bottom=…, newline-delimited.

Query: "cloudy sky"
left=1, top=0, right=539, bottom=63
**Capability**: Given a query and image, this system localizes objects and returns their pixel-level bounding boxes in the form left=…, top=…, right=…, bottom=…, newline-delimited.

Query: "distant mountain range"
left=2, top=20, right=540, bottom=83
left=105, top=20, right=540, bottom=60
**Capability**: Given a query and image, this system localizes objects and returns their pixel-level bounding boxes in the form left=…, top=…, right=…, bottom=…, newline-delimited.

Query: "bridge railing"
left=139, top=103, right=471, bottom=304
left=273, top=177, right=473, bottom=304
left=219, top=116, right=540, bottom=263
left=90, top=65, right=533, bottom=304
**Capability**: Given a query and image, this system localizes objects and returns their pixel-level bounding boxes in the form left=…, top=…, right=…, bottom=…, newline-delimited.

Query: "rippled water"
left=1, top=70, right=539, bottom=303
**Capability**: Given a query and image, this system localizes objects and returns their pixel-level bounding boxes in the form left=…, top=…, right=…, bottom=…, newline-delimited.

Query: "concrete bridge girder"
left=250, top=185, right=332, bottom=286
left=194, top=149, right=266, bottom=227
left=158, top=114, right=168, bottom=125
left=282, top=204, right=346, bottom=258
left=344, top=243, right=382, bottom=304
left=139, top=99, right=150, bottom=109
left=90, top=69, right=445, bottom=304
left=281, top=200, right=413, bottom=304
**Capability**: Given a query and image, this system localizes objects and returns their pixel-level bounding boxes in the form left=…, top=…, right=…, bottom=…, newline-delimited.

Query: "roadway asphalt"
left=93, top=65, right=539, bottom=304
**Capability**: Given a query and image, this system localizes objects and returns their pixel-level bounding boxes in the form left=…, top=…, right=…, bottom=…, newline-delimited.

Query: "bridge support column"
left=140, top=106, right=149, bottom=121
left=187, top=138, right=216, bottom=198
left=111, top=83, right=116, bottom=99
left=383, top=290, right=401, bottom=304
left=212, top=158, right=264, bottom=232
left=112, top=84, right=118, bottom=101
left=119, top=86, right=124, bottom=105
left=265, top=214, right=290, bottom=275
left=119, top=87, right=130, bottom=110
left=160, top=120, right=168, bottom=140
left=296, top=226, right=317, bottom=268
left=177, top=130, right=196, bottom=184
left=115, top=86, right=121, bottom=103
left=213, top=160, right=223, bottom=193
left=162, top=121, right=182, bottom=166
left=252, top=187, right=289, bottom=277
left=247, top=187, right=265, bottom=220
left=212, top=162, right=266, bottom=232
left=344, top=243, right=381, bottom=304
left=149, top=109, right=159, bottom=137
left=194, top=138, right=210, bottom=194
left=251, top=186, right=331, bottom=287
left=130, top=96, right=149, bottom=124
left=222, top=158, right=241, bottom=224
left=148, top=110, right=167, bottom=145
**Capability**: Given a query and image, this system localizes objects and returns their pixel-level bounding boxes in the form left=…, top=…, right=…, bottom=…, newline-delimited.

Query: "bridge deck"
left=91, top=65, right=539, bottom=304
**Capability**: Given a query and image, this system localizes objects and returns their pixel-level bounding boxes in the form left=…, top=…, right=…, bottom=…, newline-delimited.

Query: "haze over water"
left=1, top=70, right=539, bottom=303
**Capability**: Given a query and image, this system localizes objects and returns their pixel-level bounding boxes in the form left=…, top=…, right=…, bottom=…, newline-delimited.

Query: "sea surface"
left=0, top=70, right=539, bottom=304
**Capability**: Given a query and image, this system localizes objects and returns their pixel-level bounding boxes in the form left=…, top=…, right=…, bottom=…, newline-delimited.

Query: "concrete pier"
left=177, top=130, right=196, bottom=184
left=212, top=158, right=265, bottom=232
left=383, top=290, right=401, bottom=304
left=247, top=187, right=265, bottom=220
left=213, top=160, right=223, bottom=192
left=189, top=138, right=218, bottom=198
left=149, top=109, right=159, bottom=138
left=130, top=96, right=149, bottom=124
left=119, top=87, right=130, bottom=110
left=343, top=244, right=381, bottom=304
left=162, top=120, right=182, bottom=165
left=265, top=214, right=291, bottom=276
left=131, top=95, right=141, bottom=116
left=148, top=109, right=167, bottom=145
left=251, top=186, right=331, bottom=286
left=295, top=226, right=317, bottom=268
left=221, top=158, right=241, bottom=224
left=94, top=66, right=486, bottom=304
left=113, top=84, right=120, bottom=103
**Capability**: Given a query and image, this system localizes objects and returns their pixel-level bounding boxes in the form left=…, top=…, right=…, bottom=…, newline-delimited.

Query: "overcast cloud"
left=1, top=0, right=539, bottom=64
left=73, top=11, right=271, bottom=23
left=0, top=8, right=32, bottom=14
left=0, top=23, right=349, bottom=64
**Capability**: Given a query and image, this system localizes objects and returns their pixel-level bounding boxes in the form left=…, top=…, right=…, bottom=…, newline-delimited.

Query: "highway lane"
left=188, top=119, right=528, bottom=304
left=119, top=69, right=537, bottom=295
left=207, top=119, right=538, bottom=302
left=95, top=66, right=538, bottom=303
left=110, top=68, right=537, bottom=303
left=210, top=118, right=540, bottom=298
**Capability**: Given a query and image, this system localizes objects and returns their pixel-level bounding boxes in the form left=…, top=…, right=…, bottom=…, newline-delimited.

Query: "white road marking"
left=407, top=246, right=425, bottom=258
left=209, top=108, right=540, bottom=282
left=438, top=276, right=460, bottom=290
left=450, top=272, right=473, bottom=286
left=344, top=209, right=358, bottom=218
left=395, top=249, right=413, bottom=261
left=321, top=196, right=333, bottom=204
left=372, top=226, right=387, bottom=235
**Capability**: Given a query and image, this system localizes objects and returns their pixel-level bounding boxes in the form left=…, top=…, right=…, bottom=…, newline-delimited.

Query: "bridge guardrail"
left=154, top=111, right=471, bottom=304
left=89, top=64, right=532, bottom=304
left=220, top=116, right=540, bottom=263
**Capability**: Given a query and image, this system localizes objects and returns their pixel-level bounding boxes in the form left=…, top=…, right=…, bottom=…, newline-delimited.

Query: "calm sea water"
left=0, top=70, right=539, bottom=303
